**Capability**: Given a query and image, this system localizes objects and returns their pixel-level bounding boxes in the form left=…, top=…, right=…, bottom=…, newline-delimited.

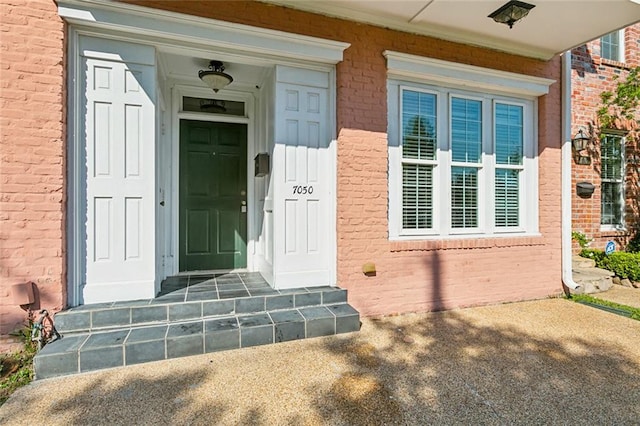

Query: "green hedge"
left=580, top=249, right=640, bottom=282
left=627, top=232, right=640, bottom=254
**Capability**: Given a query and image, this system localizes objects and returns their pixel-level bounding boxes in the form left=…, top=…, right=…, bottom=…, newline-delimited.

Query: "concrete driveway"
left=2, top=298, right=639, bottom=425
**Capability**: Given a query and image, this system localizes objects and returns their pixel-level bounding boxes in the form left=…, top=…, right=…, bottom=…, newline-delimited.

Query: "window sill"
left=389, top=234, right=545, bottom=252
left=599, top=58, right=628, bottom=69
left=599, top=226, right=628, bottom=237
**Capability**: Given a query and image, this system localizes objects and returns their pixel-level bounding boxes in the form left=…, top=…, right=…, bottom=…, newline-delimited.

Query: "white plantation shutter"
left=451, top=167, right=478, bottom=228
left=495, top=169, right=519, bottom=227
left=402, top=164, right=433, bottom=229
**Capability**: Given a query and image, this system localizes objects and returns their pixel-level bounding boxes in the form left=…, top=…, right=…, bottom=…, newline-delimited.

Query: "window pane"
left=600, top=31, right=620, bottom=61
left=403, top=164, right=433, bottom=229
left=402, top=90, right=437, bottom=160
left=601, top=135, right=623, bottom=181
left=495, top=103, right=523, bottom=165
left=601, top=182, right=623, bottom=226
left=451, top=167, right=478, bottom=228
left=495, top=169, right=519, bottom=227
left=601, top=134, right=624, bottom=226
left=451, top=97, right=482, bottom=163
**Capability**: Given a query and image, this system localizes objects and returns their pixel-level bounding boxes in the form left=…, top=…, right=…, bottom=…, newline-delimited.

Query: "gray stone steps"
left=36, top=281, right=360, bottom=380
left=35, top=303, right=360, bottom=380
left=54, top=287, right=348, bottom=334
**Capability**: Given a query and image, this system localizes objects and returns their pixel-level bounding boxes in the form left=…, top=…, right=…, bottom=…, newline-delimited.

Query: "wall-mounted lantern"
left=572, top=129, right=591, bottom=165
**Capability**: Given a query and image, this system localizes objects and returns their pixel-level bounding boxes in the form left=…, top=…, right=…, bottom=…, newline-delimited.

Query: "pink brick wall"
left=0, top=0, right=66, bottom=345
left=133, top=1, right=564, bottom=316
left=1, top=0, right=565, bottom=336
left=571, top=24, right=640, bottom=251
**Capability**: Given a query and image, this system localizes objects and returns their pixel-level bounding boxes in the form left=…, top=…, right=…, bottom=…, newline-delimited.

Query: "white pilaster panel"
left=81, top=36, right=156, bottom=303
left=273, top=65, right=335, bottom=288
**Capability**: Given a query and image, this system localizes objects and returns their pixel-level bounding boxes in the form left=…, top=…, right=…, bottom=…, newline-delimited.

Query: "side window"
left=600, top=30, right=624, bottom=62
left=600, top=134, right=625, bottom=228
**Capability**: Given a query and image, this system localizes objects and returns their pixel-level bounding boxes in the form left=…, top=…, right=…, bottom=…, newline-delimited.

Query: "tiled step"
left=34, top=302, right=359, bottom=379
left=54, top=286, right=348, bottom=334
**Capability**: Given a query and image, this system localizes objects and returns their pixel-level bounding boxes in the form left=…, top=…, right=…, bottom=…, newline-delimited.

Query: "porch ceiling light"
left=488, top=0, right=536, bottom=29
left=198, top=60, right=233, bottom=93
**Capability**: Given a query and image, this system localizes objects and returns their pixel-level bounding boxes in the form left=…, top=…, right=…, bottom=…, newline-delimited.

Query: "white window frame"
left=600, top=30, right=625, bottom=62
left=600, top=133, right=626, bottom=231
left=385, top=53, right=552, bottom=241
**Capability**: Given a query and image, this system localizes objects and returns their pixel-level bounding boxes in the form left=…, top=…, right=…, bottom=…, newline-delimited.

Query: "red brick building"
left=2, top=1, right=639, bottom=348
left=571, top=24, right=640, bottom=250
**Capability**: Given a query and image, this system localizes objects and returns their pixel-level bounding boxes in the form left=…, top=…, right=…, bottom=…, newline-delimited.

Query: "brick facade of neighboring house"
left=1, top=0, right=566, bottom=344
left=571, top=24, right=640, bottom=251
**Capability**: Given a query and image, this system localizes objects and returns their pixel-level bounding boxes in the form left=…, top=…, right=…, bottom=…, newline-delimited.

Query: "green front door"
left=179, top=120, right=247, bottom=271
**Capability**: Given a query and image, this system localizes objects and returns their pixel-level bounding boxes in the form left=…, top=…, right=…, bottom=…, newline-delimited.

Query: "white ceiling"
left=262, top=0, right=640, bottom=59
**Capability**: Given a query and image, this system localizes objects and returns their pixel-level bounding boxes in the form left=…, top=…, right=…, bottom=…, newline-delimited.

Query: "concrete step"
left=572, top=255, right=596, bottom=269
left=572, top=267, right=615, bottom=295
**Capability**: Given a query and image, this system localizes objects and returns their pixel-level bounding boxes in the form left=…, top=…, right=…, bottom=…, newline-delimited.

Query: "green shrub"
left=599, top=252, right=640, bottom=282
left=626, top=232, right=640, bottom=254
left=580, top=249, right=640, bottom=281
left=580, top=248, right=605, bottom=263
left=572, top=231, right=591, bottom=249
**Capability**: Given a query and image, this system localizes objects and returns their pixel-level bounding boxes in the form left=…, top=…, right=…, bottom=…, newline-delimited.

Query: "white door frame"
left=170, top=85, right=257, bottom=275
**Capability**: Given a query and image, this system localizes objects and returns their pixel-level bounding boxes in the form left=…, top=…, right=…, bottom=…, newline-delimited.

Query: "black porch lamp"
left=488, top=0, right=536, bottom=29
left=198, top=60, right=233, bottom=93
left=572, top=129, right=591, bottom=165
left=571, top=129, right=590, bottom=151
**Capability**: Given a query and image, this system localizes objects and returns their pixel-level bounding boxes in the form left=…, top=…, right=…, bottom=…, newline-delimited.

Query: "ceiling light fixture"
left=488, top=0, right=536, bottom=29
left=198, top=60, right=233, bottom=93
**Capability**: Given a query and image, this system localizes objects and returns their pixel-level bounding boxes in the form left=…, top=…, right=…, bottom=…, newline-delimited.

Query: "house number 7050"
left=292, top=185, right=314, bottom=195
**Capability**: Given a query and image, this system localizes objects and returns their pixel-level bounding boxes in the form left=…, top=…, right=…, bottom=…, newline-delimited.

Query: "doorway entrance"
left=179, top=120, right=248, bottom=271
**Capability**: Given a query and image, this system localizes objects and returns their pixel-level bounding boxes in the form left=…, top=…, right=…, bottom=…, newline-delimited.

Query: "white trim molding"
left=58, top=0, right=350, bottom=65
left=384, top=51, right=555, bottom=98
